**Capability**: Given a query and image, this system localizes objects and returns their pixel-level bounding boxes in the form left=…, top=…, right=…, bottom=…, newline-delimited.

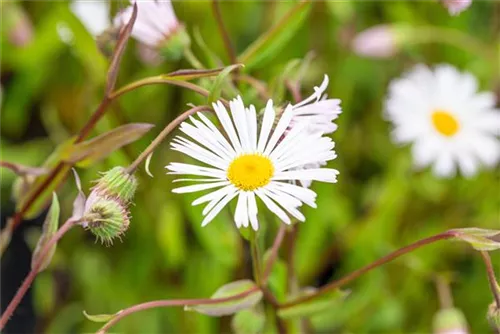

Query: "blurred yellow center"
left=431, top=110, right=459, bottom=137
left=227, top=154, right=274, bottom=191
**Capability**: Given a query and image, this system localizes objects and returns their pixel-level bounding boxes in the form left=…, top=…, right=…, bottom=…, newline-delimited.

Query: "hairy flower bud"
left=488, top=302, right=500, bottom=331
left=442, top=0, right=472, bottom=16
left=433, top=308, right=469, bottom=334
left=93, top=166, right=137, bottom=202
left=80, top=167, right=137, bottom=245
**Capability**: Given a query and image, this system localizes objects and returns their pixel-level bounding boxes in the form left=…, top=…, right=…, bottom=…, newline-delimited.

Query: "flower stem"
left=125, top=105, right=212, bottom=175
left=480, top=251, right=500, bottom=309
left=250, top=232, right=263, bottom=286
left=262, top=225, right=287, bottom=285
left=96, top=287, right=260, bottom=334
left=0, top=219, right=77, bottom=329
left=279, top=231, right=457, bottom=309
left=183, top=47, right=205, bottom=69
left=212, top=0, right=237, bottom=64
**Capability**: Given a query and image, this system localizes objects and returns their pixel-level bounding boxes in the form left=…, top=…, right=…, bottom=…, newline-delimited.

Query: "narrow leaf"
left=63, top=123, right=154, bottom=167
left=106, top=3, right=137, bottom=94
left=277, top=288, right=349, bottom=319
left=31, top=192, right=60, bottom=273
left=231, top=307, right=265, bottom=334
left=163, top=67, right=228, bottom=81
left=145, top=152, right=154, bottom=178
left=0, top=161, right=48, bottom=176
left=185, top=280, right=262, bottom=316
left=193, top=27, right=223, bottom=69
left=451, top=228, right=500, bottom=251
left=207, top=64, right=244, bottom=105
left=238, top=1, right=311, bottom=70
left=83, top=310, right=121, bottom=323
left=71, top=169, right=86, bottom=220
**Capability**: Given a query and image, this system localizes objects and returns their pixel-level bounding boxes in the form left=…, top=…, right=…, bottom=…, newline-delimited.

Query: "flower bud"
left=82, top=193, right=130, bottom=245
left=158, top=25, right=191, bottom=61
left=488, top=302, right=500, bottom=331
left=433, top=308, right=469, bottom=334
left=351, top=24, right=398, bottom=58
left=93, top=166, right=137, bottom=203
left=81, top=167, right=137, bottom=245
left=442, top=0, right=472, bottom=16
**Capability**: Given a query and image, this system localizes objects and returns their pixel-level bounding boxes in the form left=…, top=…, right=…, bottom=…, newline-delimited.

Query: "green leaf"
left=451, top=228, right=500, bottom=251
left=62, top=123, right=154, bottom=167
left=31, top=192, right=60, bottom=273
left=231, top=307, right=265, bottom=334
left=83, top=310, right=121, bottom=323
left=278, top=288, right=349, bottom=319
left=238, top=1, right=311, bottom=70
left=207, top=64, right=245, bottom=105
left=71, top=169, right=86, bottom=220
left=185, top=280, right=262, bottom=316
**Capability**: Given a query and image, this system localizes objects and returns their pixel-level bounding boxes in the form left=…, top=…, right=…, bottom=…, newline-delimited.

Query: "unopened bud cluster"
left=81, top=167, right=137, bottom=245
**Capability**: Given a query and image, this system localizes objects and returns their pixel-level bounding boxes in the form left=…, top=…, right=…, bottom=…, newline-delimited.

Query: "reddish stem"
left=280, top=231, right=456, bottom=309
left=96, top=287, right=260, bottom=334
left=480, top=251, right=500, bottom=308
left=262, top=225, right=287, bottom=285
left=0, top=219, right=76, bottom=329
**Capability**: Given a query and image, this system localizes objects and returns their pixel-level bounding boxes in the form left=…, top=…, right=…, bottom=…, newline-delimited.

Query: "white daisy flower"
left=385, top=64, right=500, bottom=178
left=288, top=75, right=342, bottom=187
left=442, top=0, right=472, bottom=16
left=70, top=0, right=110, bottom=37
left=166, top=97, right=339, bottom=230
left=114, top=0, right=186, bottom=49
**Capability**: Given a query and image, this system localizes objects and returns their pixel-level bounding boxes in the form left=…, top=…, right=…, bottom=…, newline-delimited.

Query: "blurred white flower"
left=166, top=97, right=338, bottom=230
left=289, top=75, right=342, bottom=187
left=70, top=0, right=110, bottom=37
left=115, top=0, right=179, bottom=46
left=352, top=24, right=397, bottom=58
left=442, top=0, right=472, bottom=16
left=385, top=64, right=500, bottom=178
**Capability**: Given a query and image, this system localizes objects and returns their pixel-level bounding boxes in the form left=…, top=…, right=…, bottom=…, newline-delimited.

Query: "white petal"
left=234, top=191, right=249, bottom=228
left=273, top=168, right=339, bottom=183
left=261, top=188, right=305, bottom=222
left=257, top=100, right=276, bottom=152
left=432, top=153, right=455, bottom=178
left=213, top=101, right=243, bottom=152
left=201, top=185, right=236, bottom=215
left=264, top=104, right=294, bottom=156
left=172, top=181, right=229, bottom=194
left=247, top=192, right=259, bottom=231
left=201, top=188, right=238, bottom=227
left=255, top=189, right=291, bottom=225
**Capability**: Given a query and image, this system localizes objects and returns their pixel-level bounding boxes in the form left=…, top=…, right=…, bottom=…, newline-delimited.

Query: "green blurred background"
left=1, top=1, right=499, bottom=333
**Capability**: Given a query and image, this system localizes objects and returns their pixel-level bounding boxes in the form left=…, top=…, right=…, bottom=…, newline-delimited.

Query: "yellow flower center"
left=227, top=154, right=274, bottom=191
left=431, top=110, right=460, bottom=137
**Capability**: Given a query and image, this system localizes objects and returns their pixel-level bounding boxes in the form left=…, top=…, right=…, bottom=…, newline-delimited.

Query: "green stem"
left=183, top=47, right=205, bottom=69
left=401, top=25, right=494, bottom=60
left=280, top=231, right=457, bottom=309
left=250, top=232, right=263, bottom=286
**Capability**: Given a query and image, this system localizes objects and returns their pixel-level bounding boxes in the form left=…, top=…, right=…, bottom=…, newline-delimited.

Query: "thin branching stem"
left=0, top=219, right=77, bottom=329
left=262, top=225, right=287, bottom=285
left=280, top=231, right=457, bottom=309
left=96, top=287, right=260, bottom=334
left=125, top=105, right=213, bottom=175
left=212, top=0, right=237, bottom=64
left=480, top=251, right=500, bottom=309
